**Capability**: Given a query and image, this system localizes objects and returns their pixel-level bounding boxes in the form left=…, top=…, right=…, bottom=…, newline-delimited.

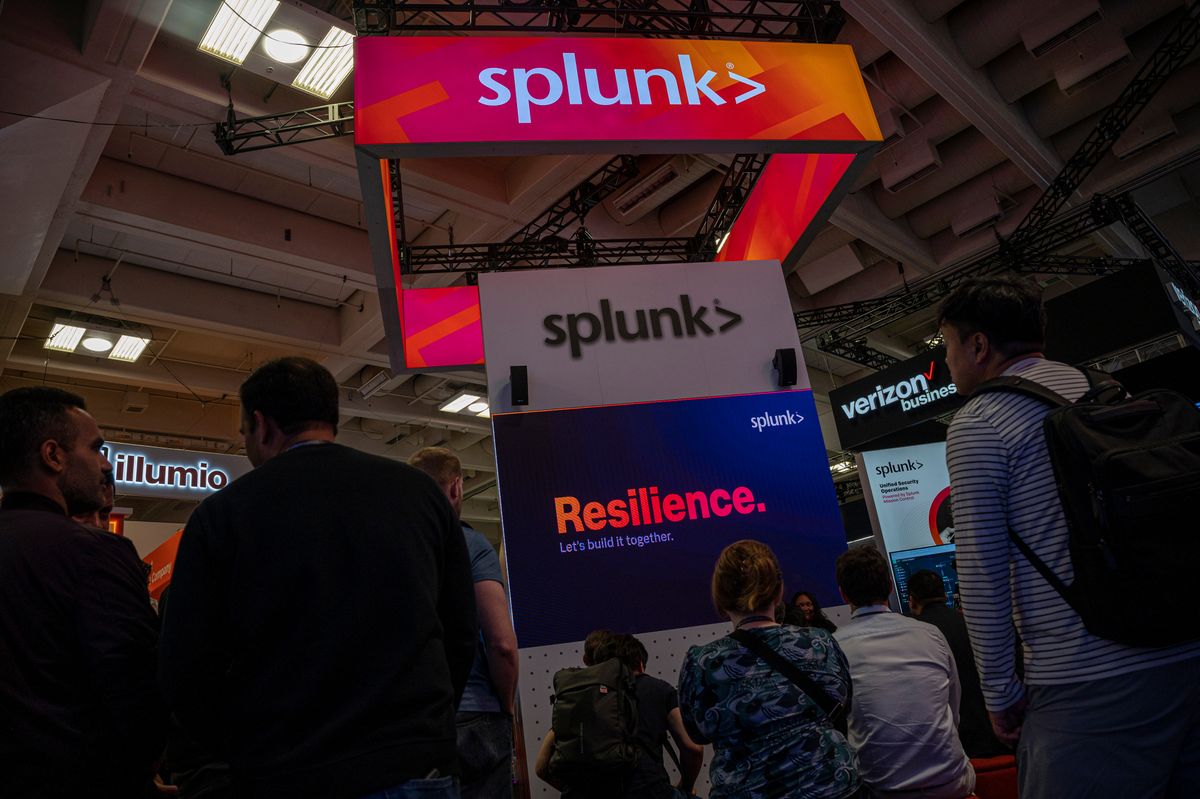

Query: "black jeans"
left=455, top=711, right=513, bottom=799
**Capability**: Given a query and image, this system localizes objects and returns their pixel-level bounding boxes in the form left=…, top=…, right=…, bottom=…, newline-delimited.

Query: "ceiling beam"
left=829, top=190, right=939, bottom=274
left=842, top=0, right=1062, bottom=189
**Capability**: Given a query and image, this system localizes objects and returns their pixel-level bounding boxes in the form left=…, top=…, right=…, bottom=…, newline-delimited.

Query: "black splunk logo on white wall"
left=543, top=295, right=743, bottom=358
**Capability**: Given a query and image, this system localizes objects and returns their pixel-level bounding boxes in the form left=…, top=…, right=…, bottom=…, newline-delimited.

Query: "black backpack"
left=547, top=657, right=639, bottom=784
left=975, top=372, right=1200, bottom=648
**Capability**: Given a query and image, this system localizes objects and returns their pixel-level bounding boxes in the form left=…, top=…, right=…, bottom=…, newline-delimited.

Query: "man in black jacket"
left=0, top=387, right=166, bottom=798
left=160, top=357, right=477, bottom=799
left=908, top=569, right=1008, bottom=759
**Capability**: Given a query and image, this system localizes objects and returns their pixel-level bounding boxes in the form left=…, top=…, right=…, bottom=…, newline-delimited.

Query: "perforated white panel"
left=516, top=606, right=851, bottom=797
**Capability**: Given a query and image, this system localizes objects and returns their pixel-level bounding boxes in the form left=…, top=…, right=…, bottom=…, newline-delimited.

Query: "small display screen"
left=889, top=542, right=959, bottom=614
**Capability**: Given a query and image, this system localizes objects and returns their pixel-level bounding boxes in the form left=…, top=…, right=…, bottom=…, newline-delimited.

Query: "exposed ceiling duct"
left=602, top=155, right=715, bottom=226
left=1021, top=0, right=1103, bottom=58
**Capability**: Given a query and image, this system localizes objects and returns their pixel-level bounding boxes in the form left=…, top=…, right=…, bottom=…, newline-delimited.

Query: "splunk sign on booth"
left=491, top=390, right=847, bottom=647
left=101, top=442, right=250, bottom=502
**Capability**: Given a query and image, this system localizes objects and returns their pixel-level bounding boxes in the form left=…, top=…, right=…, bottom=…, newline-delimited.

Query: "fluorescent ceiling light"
left=716, top=230, right=732, bottom=253
left=45, top=323, right=86, bottom=352
left=467, top=401, right=489, bottom=414
left=440, top=393, right=481, bottom=414
left=110, top=335, right=151, bottom=363
left=477, top=407, right=491, bottom=419
left=199, top=0, right=279, bottom=65
left=81, top=335, right=114, bottom=353
left=263, top=28, right=308, bottom=63
left=292, top=26, right=354, bottom=98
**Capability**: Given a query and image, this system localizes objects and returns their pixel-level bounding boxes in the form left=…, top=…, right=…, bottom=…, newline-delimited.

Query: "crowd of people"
left=1, top=275, right=1198, bottom=799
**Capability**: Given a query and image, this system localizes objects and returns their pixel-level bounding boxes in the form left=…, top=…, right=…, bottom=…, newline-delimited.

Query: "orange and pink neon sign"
left=355, top=36, right=880, bottom=371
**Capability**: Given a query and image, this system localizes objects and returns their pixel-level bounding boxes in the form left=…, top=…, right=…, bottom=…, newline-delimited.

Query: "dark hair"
left=906, top=569, right=947, bottom=607
left=239, top=357, right=339, bottom=435
left=835, top=545, right=893, bottom=607
left=409, top=447, right=462, bottom=489
left=712, top=539, right=783, bottom=615
left=791, top=591, right=821, bottom=609
left=583, top=629, right=613, bottom=666
left=592, top=633, right=647, bottom=672
left=0, top=387, right=88, bottom=485
left=937, top=275, right=1046, bottom=358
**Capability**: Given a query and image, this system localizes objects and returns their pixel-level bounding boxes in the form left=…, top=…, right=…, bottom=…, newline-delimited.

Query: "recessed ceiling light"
left=44, top=323, right=86, bottom=352
left=440, top=393, right=481, bottom=414
left=292, top=26, right=354, bottom=98
left=81, top=335, right=114, bottom=353
left=109, top=335, right=151, bottom=363
left=262, top=28, right=308, bottom=64
left=467, top=401, right=489, bottom=414
left=199, top=0, right=279, bottom=65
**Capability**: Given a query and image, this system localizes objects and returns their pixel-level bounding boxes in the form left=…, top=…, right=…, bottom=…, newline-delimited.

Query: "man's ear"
left=450, top=474, right=465, bottom=504
left=972, top=331, right=991, bottom=364
left=838, top=587, right=850, bottom=606
left=40, top=438, right=67, bottom=475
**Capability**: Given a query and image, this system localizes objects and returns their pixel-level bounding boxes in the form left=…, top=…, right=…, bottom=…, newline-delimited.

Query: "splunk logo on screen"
left=102, top=446, right=230, bottom=493
left=478, top=53, right=767, bottom=123
left=555, top=484, right=765, bottom=534
left=543, top=295, right=742, bottom=358
left=874, top=458, right=923, bottom=478
left=751, top=409, right=805, bottom=432
left=839, top=361, right=957, bottom=419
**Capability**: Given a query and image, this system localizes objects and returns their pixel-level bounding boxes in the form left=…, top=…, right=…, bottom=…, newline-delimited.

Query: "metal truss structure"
left=214, top=103, right=354, bottom=155
left=352, top=0, right=846, bottom=43
left=809, top=1, right=1200, bottom=367
left=394, top=152, right=771, bottom=275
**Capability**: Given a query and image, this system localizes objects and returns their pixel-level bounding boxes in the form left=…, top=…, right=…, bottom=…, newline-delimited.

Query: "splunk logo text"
left=751, top=409, right=805, bottom=432
left=544, top=295, right=742, bottom=358
left=839, top=361, right=957, bottom=419
left=478, top=53, right=767, bottom=123
left=874, top=458, right=923, bottom=478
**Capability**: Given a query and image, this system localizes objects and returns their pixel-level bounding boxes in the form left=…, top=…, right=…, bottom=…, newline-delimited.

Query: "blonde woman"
left=678, top=540, right=862, bottom=799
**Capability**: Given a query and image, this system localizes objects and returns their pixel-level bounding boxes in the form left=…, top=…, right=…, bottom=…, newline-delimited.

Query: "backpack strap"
left=1006, top=527, right=1085, bottom=619
left=729, top=629, right=847, bottom=727
left=973, top=375, right=1072, bottom=407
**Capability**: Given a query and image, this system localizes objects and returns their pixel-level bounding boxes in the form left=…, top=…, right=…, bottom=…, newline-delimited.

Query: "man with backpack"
left=535, top=632, right=703, bottom=799
left=940, top=275, right=1200, bottom=798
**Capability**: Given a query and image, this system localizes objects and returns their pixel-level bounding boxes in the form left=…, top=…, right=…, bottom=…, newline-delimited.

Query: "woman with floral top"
left=678, top=540, right=862, bottom=799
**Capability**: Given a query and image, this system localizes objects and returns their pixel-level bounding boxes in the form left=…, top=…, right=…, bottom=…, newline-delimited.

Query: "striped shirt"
left=945, top=357, right=1200, bottom=711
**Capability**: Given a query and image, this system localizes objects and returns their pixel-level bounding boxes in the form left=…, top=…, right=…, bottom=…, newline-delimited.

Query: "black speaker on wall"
left=510, top=365, right=529, bottom=406
left=773, top=348, right=798, bottom=387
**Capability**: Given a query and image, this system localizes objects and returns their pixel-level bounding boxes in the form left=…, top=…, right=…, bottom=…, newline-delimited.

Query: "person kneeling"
left=833, top=546, right=975, bottom=799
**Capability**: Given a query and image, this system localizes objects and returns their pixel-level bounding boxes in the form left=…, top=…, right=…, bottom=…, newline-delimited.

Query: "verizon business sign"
left=829, top=347, right=963, bottom=450
left=102, top=442, right=250, bottom=502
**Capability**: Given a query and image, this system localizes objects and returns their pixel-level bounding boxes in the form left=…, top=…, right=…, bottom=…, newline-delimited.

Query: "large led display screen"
left=493, top=390, right=846, bottom=648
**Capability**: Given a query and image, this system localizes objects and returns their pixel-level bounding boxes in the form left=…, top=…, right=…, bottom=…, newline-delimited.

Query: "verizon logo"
left=840, top=361, right=957, bottom=419
left=478, top=53, right=766, bottom=123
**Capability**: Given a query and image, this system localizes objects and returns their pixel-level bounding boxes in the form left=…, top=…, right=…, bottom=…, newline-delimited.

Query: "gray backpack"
left=548, top=657, right=639, bottom=783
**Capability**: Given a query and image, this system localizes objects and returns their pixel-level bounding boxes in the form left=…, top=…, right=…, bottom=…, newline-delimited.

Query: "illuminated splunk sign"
left=829, top=347, right=964, bottom=450
left=354, top=36, right=881, bottom=372
left=101, top=442, right=250, bottom=502
left=478, top=53, right=765, bottom=123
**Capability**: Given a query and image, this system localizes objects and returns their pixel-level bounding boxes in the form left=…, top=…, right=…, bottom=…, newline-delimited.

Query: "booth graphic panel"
left=492, top=390, right=846, bottom=649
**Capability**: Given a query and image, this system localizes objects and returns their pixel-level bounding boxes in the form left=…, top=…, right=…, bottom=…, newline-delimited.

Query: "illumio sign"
left=102, top=442, right=250, bottom=502
left=479, top=260, right=807, bottom=413
left=830, top=347, right=962, bottom=450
